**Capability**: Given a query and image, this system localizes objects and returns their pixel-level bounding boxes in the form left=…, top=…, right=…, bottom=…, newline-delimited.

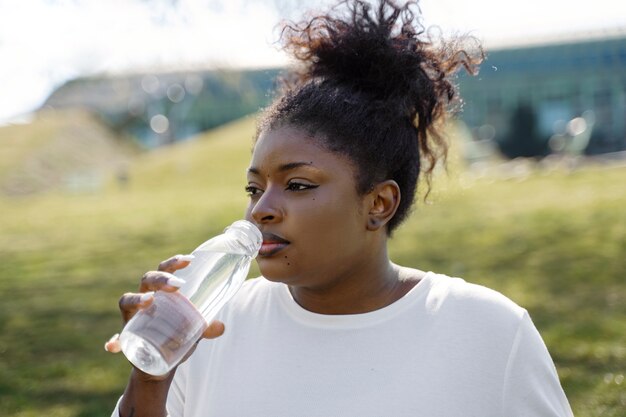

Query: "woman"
left=107, top=1, right=574, bottom=416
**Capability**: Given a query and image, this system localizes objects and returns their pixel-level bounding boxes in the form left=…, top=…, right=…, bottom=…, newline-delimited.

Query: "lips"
left=259, top=232, right=290, bottom=257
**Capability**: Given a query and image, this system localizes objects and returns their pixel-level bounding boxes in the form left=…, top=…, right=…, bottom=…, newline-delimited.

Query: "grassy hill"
left=0, top=109, right=138, bottom=196
left=0, top=115, right=624, bottom=416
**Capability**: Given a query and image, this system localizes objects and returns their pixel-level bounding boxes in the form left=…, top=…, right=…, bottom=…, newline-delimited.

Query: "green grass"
left=0, top=115, right=624, bottom=416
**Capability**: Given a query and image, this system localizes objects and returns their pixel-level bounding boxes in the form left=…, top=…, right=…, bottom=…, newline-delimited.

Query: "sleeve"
left=166, top=362, right=188, bottom=416
left=501, top=311, right=574, bottom=417
left=110, top=396, right=123, bottom=417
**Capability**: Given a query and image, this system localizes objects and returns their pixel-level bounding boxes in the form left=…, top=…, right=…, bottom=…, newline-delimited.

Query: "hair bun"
left=280, top=0, right=478, bottom=119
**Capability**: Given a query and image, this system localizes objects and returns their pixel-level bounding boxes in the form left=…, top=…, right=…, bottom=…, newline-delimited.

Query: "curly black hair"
left=257, top=0, right=483, bottom=235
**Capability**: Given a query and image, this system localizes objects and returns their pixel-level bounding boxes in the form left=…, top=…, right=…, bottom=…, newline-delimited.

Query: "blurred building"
left=43, top=68, right=281, bottom=148
left=458, top=32, right=626, bottom=158
left=43, top=33, right=626, bottom=158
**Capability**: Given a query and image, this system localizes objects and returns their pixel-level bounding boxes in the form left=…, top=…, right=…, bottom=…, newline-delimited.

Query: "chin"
left=257, top=258, right=299, bottom=284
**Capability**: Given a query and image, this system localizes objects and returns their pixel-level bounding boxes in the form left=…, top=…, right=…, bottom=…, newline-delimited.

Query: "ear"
left=366, top=180, right=401, bottom=232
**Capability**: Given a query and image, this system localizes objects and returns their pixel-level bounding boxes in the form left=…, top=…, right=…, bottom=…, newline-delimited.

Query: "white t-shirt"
left=113, top=272, right=574, bottom=417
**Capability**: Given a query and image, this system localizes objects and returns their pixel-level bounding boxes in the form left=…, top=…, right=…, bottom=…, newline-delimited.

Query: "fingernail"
left=140, top=291, right=155, bottom=303
left=104, top=333, right=120, bottom=352
left=177, top=254, right=195, bottom=262
left=167, top=276, right=186, bottom=288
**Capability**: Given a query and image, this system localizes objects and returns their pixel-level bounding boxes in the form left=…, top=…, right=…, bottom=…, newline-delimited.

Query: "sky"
left=1, top=0, right=625, bottom=123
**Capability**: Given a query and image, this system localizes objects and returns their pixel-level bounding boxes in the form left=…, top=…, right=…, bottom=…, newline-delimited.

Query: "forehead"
left=250, top=126, right=353, bottom=173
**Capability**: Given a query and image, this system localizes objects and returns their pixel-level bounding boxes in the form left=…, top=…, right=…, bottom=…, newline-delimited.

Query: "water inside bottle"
left=179, top=250, right=252, bottom=321
left=119, top=290, right=207, bottom=376
left=120, top=248, right=254, bottom=376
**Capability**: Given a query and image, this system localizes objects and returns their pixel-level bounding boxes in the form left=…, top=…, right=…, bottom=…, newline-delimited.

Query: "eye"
left=286, top=181, right=318, bottom=192
left=245, top=185, right=262, bottom=197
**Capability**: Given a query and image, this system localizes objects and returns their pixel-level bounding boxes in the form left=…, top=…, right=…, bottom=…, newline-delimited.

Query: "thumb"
left=202, top=320, right=225, bottom=339
left=104, top=333, right=121, bottom=353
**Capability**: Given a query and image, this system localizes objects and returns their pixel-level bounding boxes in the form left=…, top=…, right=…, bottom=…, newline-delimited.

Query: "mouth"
left=258, top=232, right=290, bottom=257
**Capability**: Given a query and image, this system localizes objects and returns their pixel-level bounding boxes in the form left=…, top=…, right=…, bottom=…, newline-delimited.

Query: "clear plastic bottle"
left=119, top=220, right=262, bottom=376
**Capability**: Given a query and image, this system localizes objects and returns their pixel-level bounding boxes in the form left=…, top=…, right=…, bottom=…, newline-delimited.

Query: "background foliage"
left=0, top=116, right=624, bottom=416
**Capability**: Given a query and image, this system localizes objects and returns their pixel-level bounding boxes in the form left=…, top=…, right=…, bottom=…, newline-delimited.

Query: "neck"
left=288, top=244, right=415, bottom=315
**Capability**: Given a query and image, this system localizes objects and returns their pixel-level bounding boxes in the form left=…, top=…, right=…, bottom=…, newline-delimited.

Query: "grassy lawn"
left=0, top=116, right=624, bottom=416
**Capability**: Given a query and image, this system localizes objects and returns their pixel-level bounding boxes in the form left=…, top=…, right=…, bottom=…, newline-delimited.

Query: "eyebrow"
left=247, top=161, right=315, bottom=175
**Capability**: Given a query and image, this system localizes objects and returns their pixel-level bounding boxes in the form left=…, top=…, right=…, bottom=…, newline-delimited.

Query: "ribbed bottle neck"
left=224, top=220, right=262, bottom=257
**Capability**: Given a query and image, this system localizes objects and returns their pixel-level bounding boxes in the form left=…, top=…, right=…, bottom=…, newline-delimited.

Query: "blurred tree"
left=498, top=102, right=549, bottom=158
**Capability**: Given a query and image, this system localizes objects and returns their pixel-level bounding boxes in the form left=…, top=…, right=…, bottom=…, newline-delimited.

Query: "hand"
left=104, top=254, right=225, bottom=378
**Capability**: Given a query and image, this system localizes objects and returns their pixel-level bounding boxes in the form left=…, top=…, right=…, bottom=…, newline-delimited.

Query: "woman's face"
left=245, top=125, right=372, bottom=289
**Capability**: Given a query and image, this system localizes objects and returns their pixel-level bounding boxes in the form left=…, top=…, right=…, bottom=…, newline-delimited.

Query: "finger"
left=104, top=333, right=121, bottom=353
left=139, top=271, right=186, bottom=293
left=202, top=320, right=225, bottom=339
left=118, top=291, right=155, bottom=323
left=168, top=321, right=226, bottom=365
left=158, top=254, right=195, bottom=273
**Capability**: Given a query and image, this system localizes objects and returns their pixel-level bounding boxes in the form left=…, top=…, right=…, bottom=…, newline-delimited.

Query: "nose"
left=247, top=188, right=283, bottom=225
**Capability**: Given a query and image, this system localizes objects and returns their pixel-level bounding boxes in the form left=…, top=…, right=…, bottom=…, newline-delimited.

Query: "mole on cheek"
left=287, top=263, right=291, bottom=266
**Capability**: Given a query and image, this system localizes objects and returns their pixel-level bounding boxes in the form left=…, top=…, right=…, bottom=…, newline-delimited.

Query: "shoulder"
left=416, top=273, right=533, bottom=373
left=423, top=272, right=527, bottom=328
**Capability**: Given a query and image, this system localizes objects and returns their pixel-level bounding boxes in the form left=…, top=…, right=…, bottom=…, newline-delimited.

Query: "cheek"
left=293, top=197, right=362, bottom=250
